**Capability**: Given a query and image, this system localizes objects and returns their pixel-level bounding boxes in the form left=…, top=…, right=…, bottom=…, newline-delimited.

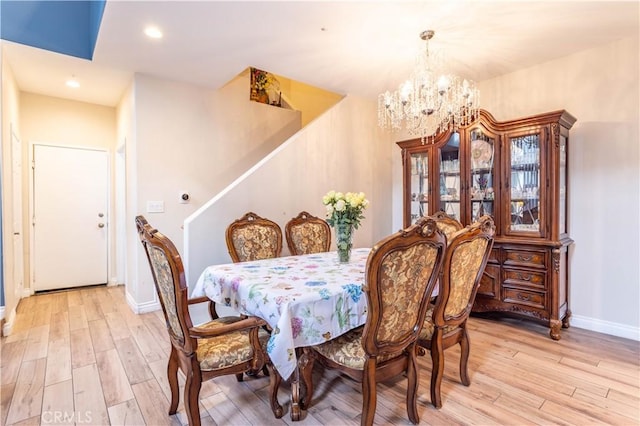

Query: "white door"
left=11, top=127, right=24, bottom=298
left=33, top=144, right=108, bottom=291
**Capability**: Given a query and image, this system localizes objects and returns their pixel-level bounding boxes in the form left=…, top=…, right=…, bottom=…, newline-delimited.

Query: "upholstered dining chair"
left=225, top=211, right=283, bottom=262
left=285, top=211, right=331, bottom=256
left=135, top=216, right=277, bottom=426
left=299, top=217, right=447, bottom=426
left=417, top=215, right=495, bottom=408
left=431, top=210, right=464, bottom=241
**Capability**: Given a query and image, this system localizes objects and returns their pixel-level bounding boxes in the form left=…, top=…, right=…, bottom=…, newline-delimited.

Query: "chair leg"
left=361, top=360, right=377, bottom=426
left=459, top=326, right=471, bottom=386
left=167, top=347, right=180, bottom=415
left=406, top=349, right=420, bottom=424
left=184, top=368, right=202, bottom=426
left=235, top=373, right=244, bottom=382
left=430, top=330, right=445, bottom=409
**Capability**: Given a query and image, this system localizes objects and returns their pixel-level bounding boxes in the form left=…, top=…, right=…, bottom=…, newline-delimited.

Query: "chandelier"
left=378, top=30, right=479, bottom=143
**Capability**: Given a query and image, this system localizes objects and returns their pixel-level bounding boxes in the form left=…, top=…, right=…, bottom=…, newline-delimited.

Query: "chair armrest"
left=189, top=316, right=267, bottom=339
left=187, top=296, right=219, bottom=320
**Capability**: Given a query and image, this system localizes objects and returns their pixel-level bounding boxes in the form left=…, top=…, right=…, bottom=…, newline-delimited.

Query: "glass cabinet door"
left=469, top=128, right=496, bottom=223
left=559, top=134, right=567, bottom=235
left=438, top=133, right=461, bottom=221
left=508, top=132, right=542, bottom=234
left=409, top=152, right=429, bottom=225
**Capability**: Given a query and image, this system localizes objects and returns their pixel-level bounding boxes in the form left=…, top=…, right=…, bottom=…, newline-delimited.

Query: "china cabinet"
left=397, top=109, right=576, bottom=339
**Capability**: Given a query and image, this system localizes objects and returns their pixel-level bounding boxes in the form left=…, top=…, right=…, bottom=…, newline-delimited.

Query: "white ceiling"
left=3, top=1, right=638, bottom=107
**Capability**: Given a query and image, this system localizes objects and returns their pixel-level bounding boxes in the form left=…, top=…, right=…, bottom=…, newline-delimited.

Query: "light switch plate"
left=147, top=201, right=164, bottom=213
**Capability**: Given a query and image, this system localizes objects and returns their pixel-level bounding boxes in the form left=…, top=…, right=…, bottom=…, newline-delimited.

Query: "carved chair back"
left=418, top=215, right=495, bottom=408
left=301, top=217, right=447, bottom=426
left=285, top=211, right=331, bottom=255
left=226, top=212, right=283, bottom=262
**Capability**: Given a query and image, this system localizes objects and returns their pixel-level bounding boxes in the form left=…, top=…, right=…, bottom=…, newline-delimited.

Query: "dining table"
left=190, top=248, right=371, bottom=420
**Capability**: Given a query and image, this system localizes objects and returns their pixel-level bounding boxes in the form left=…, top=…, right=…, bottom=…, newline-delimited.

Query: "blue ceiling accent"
left=0, top=0, right=106, bottom=60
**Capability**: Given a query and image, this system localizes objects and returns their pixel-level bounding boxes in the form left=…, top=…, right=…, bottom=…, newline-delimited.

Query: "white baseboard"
left=2, top=306, right=16, bottom=336
left=108, top=277, right=121, bottom=287
left=571, top=315, right=640, bottom=341
left=125, top=290, right=161, bottom=314
left=22, top=287, right=34, bottom=297
left=0, top=306, right=4, bottom=320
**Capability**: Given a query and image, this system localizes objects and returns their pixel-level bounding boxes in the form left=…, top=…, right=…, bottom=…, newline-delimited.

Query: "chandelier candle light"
left=378, top=30, right=479, bottom=143
left=322, top=191, right=369, bottom=263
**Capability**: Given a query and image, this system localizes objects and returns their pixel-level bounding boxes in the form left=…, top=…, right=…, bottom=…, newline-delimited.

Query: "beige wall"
left=1, top=49, right=22, bottom=332
left=475, top=37, right=639, bottom=336
left=288, top=79, right=344, bottom=127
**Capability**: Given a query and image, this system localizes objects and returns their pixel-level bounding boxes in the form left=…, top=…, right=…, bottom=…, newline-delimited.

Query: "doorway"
left=32, top=144, right=109, bottom=291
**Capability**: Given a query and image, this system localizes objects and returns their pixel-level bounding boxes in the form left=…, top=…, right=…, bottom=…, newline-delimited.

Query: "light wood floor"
left=1, top=285, right=638, bottom=425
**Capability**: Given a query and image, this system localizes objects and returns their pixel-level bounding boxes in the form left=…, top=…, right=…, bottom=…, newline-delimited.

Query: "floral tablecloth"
left=191, top=248, right=370, bottom=380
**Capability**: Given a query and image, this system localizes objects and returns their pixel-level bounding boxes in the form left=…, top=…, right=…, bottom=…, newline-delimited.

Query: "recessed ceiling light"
left=144, top=26, right=163, bottom=39
left=66, top=78, right=80, bottom=88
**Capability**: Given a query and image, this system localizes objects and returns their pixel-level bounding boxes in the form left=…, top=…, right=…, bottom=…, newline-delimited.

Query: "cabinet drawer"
left=503, top=269, right=546, bottom=289
left=503, top=288, right=545, bottom=310
left=487, top=248, right=500, bottom=263
left=504, top=249, right=546, bottom=269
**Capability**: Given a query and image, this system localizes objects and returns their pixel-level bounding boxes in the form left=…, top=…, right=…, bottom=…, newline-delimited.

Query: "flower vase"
left=335, top=223, right=354, bottom=263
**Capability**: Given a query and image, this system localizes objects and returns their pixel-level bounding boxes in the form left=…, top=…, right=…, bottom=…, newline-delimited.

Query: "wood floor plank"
left=607, top=388, right=640, bottom=410
left=1, top=382, right=16, bottom=426
left=201, top=391, right=252, bottom=426
left=73, top=363, right=110, bottom=425
left=22, top=325, right=49, bottom=362
left=31, top=302, right=52, bottom=327
left=540, top=398, right=610, bottom=425
left=95, top=348, right=135, bottom=406
left=1, top=340, right=27, bottom=385
left=70, top=327, right=96, bottom=368
left=5, top=358, right=46, bottom=425
left=8, top=415, right=40, bottom=425
left=128, top=323, right=166, bottom=364
left=131, top=378, right=179, bottom=426
left=88, top=319, right=115, bottom=353
left=493, top=393, right=575, bottom=426
left=105, top=312, right=132, bottom=341
left=514, top=351, right=633, bottom=397
left=41, top=379, right=74, bottom=425
left=66, top=290, right=83, bottom=307
left=573, top=387, right=640, bottom=422
left=45, top=337, right=72, bottom=385
left=113, top=336, right=155, bottom=385
left=48, top=311, right=70, bottom=342
left=68, top=305, right=89, bottom=331
left=213, top=374, right=283, bottom=425
left=107, top=398, right=146, bottom=426
left=83, top=297, right=104, bottom=322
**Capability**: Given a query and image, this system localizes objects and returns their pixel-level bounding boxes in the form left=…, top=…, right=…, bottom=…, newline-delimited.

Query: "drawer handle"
left=518, top=254, right=533, bottom=262
left=517, top=294, right=531, bottom=301
left=518, top=273, right=532, bottom=281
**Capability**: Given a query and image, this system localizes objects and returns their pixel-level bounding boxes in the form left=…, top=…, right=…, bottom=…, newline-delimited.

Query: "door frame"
left=11, top=126, right=24, bottom=299
left=28, top=142, right=112, bottom=293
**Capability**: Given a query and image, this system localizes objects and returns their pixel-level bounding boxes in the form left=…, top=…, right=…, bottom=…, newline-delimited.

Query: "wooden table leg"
left=290, top=366, right=301, bottom=421
left=266, top=363, right=285, bottom=419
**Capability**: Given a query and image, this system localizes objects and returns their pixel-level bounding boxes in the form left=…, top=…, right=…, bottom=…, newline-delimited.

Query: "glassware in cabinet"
left=507, top=133, right=542, bottom=234
left=409, top=152, right=429, bottom=225
left=438, top=133, right=461, bottom=221
left=469, top=128, right=496, bottom=223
